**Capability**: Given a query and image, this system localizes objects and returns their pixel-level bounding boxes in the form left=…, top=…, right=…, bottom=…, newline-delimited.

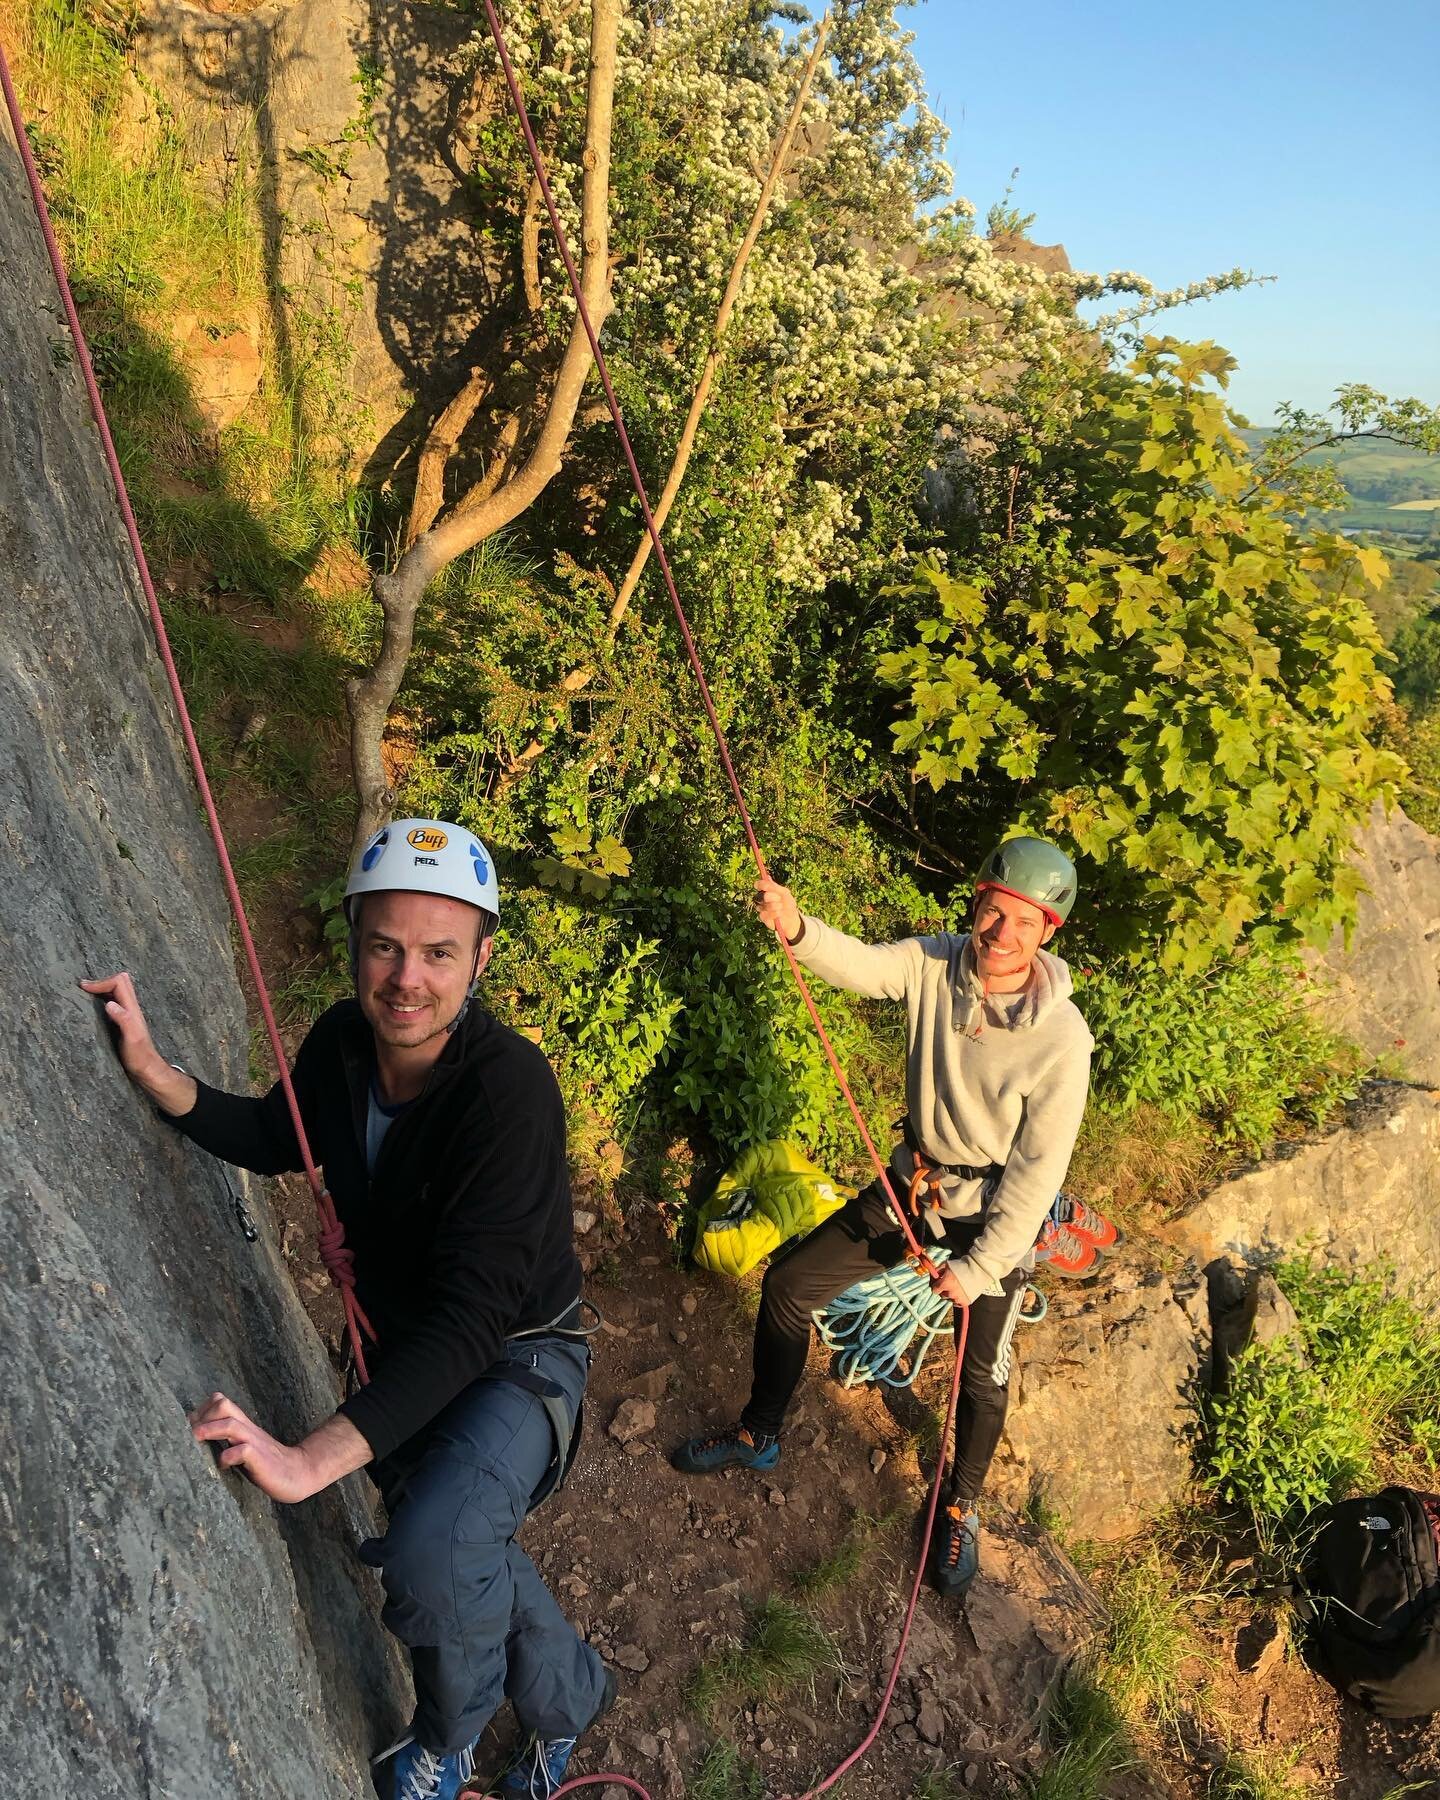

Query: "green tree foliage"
left=879, top=339, right=1403, bottom=971
left=24, top=0, right=1421, bottom=1182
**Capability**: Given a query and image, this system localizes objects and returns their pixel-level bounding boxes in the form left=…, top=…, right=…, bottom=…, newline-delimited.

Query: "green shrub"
left=1204, top=1256, right=1440, bottom=1543
left=1078, top=946, right=1361, bottom=1155
left=880, top=339, right=1403, bottom=973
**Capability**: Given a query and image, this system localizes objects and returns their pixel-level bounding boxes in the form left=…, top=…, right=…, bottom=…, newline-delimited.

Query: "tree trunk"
left=346, top=0, right=620, bottom=853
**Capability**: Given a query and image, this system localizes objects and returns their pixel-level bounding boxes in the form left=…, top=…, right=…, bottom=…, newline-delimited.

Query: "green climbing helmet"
left=975, top=836, right=1078, bottom=927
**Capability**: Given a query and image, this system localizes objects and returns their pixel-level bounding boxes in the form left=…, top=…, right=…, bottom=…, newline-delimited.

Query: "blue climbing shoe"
left=932, top=1499, right=981, bottom=1601
left=670, top=1423, right=780, bottom=1475
left=498, top=1667, right=617, bottom=1800
left=371, top=1733, right=477, bottom=1800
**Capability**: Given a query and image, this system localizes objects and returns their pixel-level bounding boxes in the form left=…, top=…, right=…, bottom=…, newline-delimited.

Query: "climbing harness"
left=0, top=42, right=375, bottom=1383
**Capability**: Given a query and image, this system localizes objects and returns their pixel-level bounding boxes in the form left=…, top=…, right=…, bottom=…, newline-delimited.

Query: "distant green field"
left=1240, top=428, right=1440, bottom=536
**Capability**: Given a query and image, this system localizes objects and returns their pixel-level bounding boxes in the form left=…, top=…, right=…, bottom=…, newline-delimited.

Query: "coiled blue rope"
left=815, top=1255, right=1048, bottom=1390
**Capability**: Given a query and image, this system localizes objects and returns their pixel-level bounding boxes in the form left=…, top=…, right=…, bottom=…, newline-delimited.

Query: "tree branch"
left=521, top=173, right=547, bottom=317
left=403, top=367, right=491, bottom=549
left=346, top=0, right=620, bottom=850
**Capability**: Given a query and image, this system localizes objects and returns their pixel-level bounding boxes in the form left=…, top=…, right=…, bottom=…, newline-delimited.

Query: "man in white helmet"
left=81, top=820, right=612, bottom=1800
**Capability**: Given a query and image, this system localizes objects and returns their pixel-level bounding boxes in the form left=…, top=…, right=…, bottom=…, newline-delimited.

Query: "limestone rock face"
left=1168, top=1082, right=1440, bottom=1300
left=133, top=0, right=493, bottom=459
left=993, top=1263, right=1209, bottom=1539
left=1309, top=803, right=1440, bottom=1084
left=170, top=305, right=265, bottom=431
left=0, top=118, right=406, bottom=1796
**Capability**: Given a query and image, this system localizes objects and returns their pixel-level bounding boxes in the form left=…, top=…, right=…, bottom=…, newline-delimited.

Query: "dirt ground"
left=264, top=1168, right=1440, bottom=1800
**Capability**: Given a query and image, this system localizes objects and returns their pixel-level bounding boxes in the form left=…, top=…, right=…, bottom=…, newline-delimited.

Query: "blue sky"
left=900, top=0, right=1440, bottom=425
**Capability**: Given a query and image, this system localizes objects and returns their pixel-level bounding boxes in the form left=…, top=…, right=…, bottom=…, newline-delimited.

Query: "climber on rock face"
left=671, top=837, right=1100, bottom=1604
left=81, top=819, right=613, bottom=1800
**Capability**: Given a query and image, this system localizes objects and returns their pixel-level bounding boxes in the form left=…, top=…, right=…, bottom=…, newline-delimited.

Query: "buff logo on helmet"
left=407, top=826, right=448, bottom=853
left=360, top=828, right=390, bottom=872
left=470, top=843, right=490, bottom=887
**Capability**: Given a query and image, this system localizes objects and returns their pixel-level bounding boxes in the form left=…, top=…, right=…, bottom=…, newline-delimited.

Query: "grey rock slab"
left=1169, top=1082, right=1440, bottom=1303
left=1308, top=802, right=1440, bottom=1084
left=993, top=1264, right=1210, bottom=1538
left=0, top=115, right=407, bottom=1795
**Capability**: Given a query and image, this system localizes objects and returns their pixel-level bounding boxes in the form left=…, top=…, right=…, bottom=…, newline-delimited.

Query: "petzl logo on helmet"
left=470, top=843, right=490, bottom=886
left=361, top=828, right=390, bottom=872
left=406, top=826, right=449, bottom=853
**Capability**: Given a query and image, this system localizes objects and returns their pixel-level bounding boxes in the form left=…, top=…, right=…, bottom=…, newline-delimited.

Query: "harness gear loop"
left=0, top=43, right=374, bottom=1384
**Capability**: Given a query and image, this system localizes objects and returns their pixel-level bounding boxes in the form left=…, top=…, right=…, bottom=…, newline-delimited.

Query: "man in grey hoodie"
left=673, top=838, right=1097, bottom=1599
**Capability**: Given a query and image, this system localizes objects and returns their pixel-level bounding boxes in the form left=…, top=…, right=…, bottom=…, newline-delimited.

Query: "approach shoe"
left=372, top=1733, right=477, bottom=1800
left=1033, top=1215, right=1098, bottom=1278
left=497, top=1667, right=617, bottom=1800
left=1058, top=1191, right=1121, bottom=1251
left=932, top=1499, right=981, bottom=1601
left=671, top=1423, right=780, bottom=1475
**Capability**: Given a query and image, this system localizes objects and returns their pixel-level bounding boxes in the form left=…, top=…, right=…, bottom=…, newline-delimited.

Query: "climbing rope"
left=815, top=1252, right=958, bottom=1390
left=817, top=1262, right=1049, bottom=1391
left=474, top=6, right=968, bottom=1799
left=0, top=44, right=375, bottom=1384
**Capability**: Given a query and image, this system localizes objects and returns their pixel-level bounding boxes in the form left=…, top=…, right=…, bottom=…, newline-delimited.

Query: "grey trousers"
left=362, top=1336, right=606, bottom=1755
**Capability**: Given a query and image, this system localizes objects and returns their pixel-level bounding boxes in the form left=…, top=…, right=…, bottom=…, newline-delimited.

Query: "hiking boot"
left=1033, top=1216, right=1098, bottom=1278
left=1058, top=1192, right=1120, bottom=1250
left=372, top=1734, right=477, bottom=1800
left=497, top=1667, right=618, bottom=1800
left=932, top=1499, right=981, bottom=1600
left=671, top=1423, right=780, bottom=1474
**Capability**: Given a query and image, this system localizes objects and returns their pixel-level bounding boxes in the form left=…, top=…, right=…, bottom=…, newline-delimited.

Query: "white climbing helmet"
left=344, top=818, right=501, bottom=924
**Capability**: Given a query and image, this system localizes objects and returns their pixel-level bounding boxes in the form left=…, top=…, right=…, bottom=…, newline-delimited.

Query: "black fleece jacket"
left=170, top=999, right=582, bottom=1463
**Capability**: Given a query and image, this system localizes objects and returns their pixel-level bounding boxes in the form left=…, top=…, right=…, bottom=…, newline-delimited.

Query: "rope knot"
left=316, top=1195, right=357, bottom=1292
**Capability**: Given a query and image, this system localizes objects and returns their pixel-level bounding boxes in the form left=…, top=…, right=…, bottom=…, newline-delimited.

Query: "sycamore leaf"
left=551, top=825, right=592, bottom=858
left=1353, top=545, right=1389, bottom=589
left=1114, top=591, right=1152, bottom=638
left=592, top=836, right=632, bottom=877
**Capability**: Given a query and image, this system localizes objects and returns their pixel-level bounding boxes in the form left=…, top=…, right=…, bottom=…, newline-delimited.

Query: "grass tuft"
left=686, top=1741, right=764, bottom=1800
left=793, top=1509, right=899, bottom=1601
left=686, top=1596, right=842, bottom=1723
left=1089, top=1547, right=1203, bottom=1732
left=1207, top=1746, right=1311, bottom=1800
left=1022, top=1669, right=1135, bottom=1799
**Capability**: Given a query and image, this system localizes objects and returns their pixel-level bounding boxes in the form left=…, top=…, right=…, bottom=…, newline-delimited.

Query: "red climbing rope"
left=477, top=0, right=934, bottom=1279
left=476, top=7, right=967, bottom=1797
left=0, top=42, right=375, bottom=1384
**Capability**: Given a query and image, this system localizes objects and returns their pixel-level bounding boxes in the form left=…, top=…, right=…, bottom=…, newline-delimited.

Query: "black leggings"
left=740, top=1181, right=1028, bottom=1502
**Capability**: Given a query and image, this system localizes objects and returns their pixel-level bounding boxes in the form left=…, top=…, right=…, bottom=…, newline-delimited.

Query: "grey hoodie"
left=789, top=916, right=1094, bottom=1305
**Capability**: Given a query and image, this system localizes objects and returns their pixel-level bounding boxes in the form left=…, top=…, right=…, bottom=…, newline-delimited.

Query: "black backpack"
left=1298, top=1485, right=1440, bottom=1719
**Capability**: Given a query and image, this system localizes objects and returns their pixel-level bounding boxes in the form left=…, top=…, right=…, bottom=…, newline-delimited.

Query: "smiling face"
left=355, top=890, right=492, bottom=1053
left=971, top=885, right=1056, bottom=988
